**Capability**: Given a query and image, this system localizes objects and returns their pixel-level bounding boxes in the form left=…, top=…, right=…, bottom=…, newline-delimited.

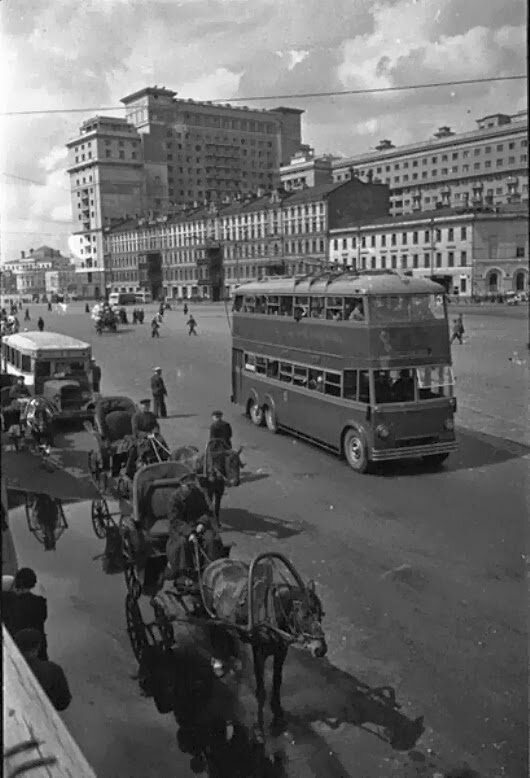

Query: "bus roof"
left=235, top=272, right=445, bottom=296
left=2, top=331, right=91, bottom=352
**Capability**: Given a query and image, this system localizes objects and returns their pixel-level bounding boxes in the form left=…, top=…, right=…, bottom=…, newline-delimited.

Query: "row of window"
left=333, top=138, right=528, bottom=177
left=243, top=354, right=453, bottom=404
left=333, top=226, right=468, bottom=251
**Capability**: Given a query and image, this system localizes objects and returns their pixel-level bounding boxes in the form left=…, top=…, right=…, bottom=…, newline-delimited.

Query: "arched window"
left=514, top=270, right=526, bottom=292
left=487, top=271, right=499, bottom=291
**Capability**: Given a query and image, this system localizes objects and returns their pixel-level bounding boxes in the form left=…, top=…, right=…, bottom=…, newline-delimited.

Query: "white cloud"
left=41, top=146, right=68, bottom=173
left=179, top=68, right=243, bottom=101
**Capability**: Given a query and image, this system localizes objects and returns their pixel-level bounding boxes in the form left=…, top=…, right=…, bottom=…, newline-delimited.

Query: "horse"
left=170, top=442, right=244, bottom=523
left=200, top=557, right=327, bottom=736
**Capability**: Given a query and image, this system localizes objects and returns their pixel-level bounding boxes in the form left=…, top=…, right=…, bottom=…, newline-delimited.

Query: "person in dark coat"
left=14, top=628, right=71, bottom=711
left=47, top=301, right=52, bottom=312
left=209, top=411, right=232, bottom=448
left=37, top=316, right=45, bottom=332
left=126, top=399, right=161, bottom=478
left=187, top=315, right=197, bottom=335
left=9, top=376, right=31, bottom=401
left=151, top=316, right=160, bottom=338
left=90, top=358, right=102, bottom=394
left=11, top=568, right=49, bottom=660
left=450, top=314, right=465, bottom=344
left=24, top=308, right=31, bottom=321
left=85, top=303, right=90, bottom=313
left=183, top=303, right=188, bottom=316
left=150, top=367, right=168, bottom=418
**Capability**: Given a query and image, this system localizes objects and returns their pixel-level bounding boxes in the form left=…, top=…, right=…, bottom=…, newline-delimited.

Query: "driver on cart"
left=9, top=376, right=31, bottom=401
left=165, top=482, right=224, bottom=587
left=125, top=398, right=165, bottom=479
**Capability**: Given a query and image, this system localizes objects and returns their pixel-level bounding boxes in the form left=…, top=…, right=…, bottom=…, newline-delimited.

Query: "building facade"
left=328, top=203, right=528, bottom=297
left=66, top=87, right=306, bottom=292
left=104, top=179, right=390, bottom=300
left=3, top=247, right=74, bottom=295
left=280, top=149, right=337, bottom=191
left=332, top=110, right=528, bottom=217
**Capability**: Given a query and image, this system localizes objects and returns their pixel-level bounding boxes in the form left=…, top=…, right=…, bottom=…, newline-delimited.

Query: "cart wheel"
left=125, top=593, right=148, bottom=662
left=153, top=600, right=174, bottom=650
left=91, top=497, right=111, bottom=539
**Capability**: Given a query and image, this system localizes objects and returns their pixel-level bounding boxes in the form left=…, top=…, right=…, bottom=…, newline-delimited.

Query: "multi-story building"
left=44, top=269, right=78, bottom=297
left=0, top=268, right=17, bottom=296
left=66, top=115, right=146, bottom=293
left=280, top=149, right=339, bottom=191
left=332, top=110, right=528, bottom=217
left=3, top=247, right=73, bottom=295
left=104, top=178, right=390, bottom=300
left=328, top=201, right=528, bottom=297
left=66, top=86, right=307, bottom=295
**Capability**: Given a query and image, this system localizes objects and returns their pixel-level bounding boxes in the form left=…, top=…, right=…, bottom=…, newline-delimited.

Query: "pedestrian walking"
left=24, top=308, right=31, bottom=321
left=11, top=567, right=49, bottom=660
left=151, top=316, right=160, bottom=338
left=90, top=358, right=102, bottom=394
left=37, top=316, right=45, bottom=332
left=132, top=309, right=138, bottom=324
left=47, top=301, right=52, bottom=312
left=151, top=367, right=168, bottom=418
left=14, top=628, right=72, bottom=711
left=139, top=308, right=145, bottom=324
left=158, top=302, right=165, bottom=319
left=183, top=303, right=188, bottom=316
left=187, top=315, right=198, bottom=336
left=85, top=302, right=90, bottom=313
left=450, top=315, right=464, bottom=345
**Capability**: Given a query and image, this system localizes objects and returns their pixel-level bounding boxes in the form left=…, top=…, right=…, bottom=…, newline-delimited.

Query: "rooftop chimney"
left=21, top=250, right=25, bottom=259
left=434, top=126, right=455, bottom=139
left=375, top=139, right=395, bottom=151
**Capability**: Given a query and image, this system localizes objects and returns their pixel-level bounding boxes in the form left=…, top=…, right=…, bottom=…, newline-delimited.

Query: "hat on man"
left=14, top=628, right=42, bottom=653
left=153, top=367, right=162, bottom=372
left=139, top=398, right=151, bottom=406
left=212, top=410, right=223, bottom=418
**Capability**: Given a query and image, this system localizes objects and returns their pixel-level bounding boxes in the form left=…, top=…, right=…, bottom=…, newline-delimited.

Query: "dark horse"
left=171, top=441, right=244, bottom=522
left=200, top=556, right=327, bottom=736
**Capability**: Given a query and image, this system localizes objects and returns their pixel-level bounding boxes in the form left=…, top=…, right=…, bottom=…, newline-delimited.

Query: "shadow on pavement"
left=239, top=472, right=270, bottom=485
left=139, top=644, right=289, bottom=777
left=379, top=426, right=529, bottom=478
left=220, top=507, right=304, bottom=540
left=281, top=651, right=425, bottom=753
left=163, top=413, right=199, bottom=420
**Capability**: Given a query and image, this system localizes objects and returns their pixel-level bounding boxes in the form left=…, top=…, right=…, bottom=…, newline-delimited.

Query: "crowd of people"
left=2, top=567, right=72, bottom=712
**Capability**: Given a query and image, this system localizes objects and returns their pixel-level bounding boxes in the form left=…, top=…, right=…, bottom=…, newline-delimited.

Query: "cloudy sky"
left=0, top=0, right=526, bottom=261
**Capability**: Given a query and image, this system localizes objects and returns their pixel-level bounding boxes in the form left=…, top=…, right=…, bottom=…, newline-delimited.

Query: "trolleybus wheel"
left=91, top=498, right=111, bottom=539
left=264, top=405, right=279, bottom=434
left=249, top=400, right=264, bottom=427
left=343, top=428, right=371, bottom=473
left=125, top=593, right=148, bottom=662
left=422, top=452, right=449, bottom=467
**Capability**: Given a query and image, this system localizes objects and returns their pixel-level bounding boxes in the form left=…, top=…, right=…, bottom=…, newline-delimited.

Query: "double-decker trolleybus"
left=231, top=271, right=457, bottom=473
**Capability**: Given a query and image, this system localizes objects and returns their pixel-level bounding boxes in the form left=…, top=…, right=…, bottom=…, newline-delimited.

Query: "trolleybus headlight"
left=444, top=418, right=454, bottom=431
left=376, top=424, right=390, bottom=439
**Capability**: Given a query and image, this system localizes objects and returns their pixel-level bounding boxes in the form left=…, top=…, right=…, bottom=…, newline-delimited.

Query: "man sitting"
left=165, top=482, right=224, bottom=586
left=209, top=410, right=232, bottom=449
left=125, top=399, right=161, bottom=479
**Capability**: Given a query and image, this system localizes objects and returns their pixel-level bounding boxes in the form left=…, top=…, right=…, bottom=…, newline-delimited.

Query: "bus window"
left=417, top=365, right=454, bottom=399
left=255, top=356, right=267, bottom=375
left=35, top=360, right=51, bottom=378
left=279, top=362, right=293, bottom=383
left=358, top=371, right=370, bottom=404
left=370, top=296, right=410, bottom=323
left=266, top=296, right=280, bottom=315
left=308, top=370, right=324, bottom=391
left=326, top=297, right=344, bottom=320
left=293, top=366, right=308, bottom=387
left=324, top=372, right=341, bottom=397
left=344, top=297, right=365, bottom=321
left=232, top=296, right=243, bottom=312
left=343, top=370, right=358, bottom=400
left=21, top=354, right=31, bottom=373
left=244, top=353, right=256, bottom=371
left=374, top=370, right=394, bottom=403
left=309, top=297, right=325, bottom=319
left=279, top=297, right=293, bottom=317
left=243, top=296, right=256, bottom=313
left=266, top=359, right=279, bottom=378
left=255, top=296, right=266, bottom=314
left=391, top=369, right=415, bottom=402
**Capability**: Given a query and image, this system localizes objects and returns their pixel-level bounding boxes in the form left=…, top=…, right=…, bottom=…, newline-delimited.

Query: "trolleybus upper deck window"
left=370, top=294, right=445, bottom=323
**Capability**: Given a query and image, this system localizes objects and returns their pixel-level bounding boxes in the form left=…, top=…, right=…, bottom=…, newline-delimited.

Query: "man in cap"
left=150, top=367, right=168, bottom=419
left=8, top=375, right=31, bottom=401
left=209, top=411, right=232, bottom=449
left=14, top=628, right=72, bottom=711
left=126, top=399, right=161, bottom=479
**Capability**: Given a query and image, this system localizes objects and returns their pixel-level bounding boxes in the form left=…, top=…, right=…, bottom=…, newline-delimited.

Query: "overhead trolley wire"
left=1, top=75, right=526, bottom=117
